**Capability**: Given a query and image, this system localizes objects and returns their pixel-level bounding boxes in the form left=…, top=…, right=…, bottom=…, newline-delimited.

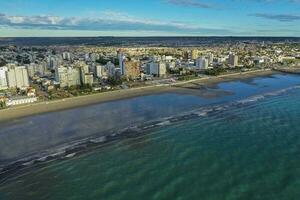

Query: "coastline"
left=0, top=69, right=275, bottom=123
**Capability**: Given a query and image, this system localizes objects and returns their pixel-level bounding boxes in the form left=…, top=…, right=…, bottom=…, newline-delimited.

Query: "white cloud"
left=0, top=11, right=232, bottom=35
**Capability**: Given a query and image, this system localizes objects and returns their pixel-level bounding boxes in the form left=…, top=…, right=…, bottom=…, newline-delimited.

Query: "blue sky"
left=0, top=0, right=299, bottom=37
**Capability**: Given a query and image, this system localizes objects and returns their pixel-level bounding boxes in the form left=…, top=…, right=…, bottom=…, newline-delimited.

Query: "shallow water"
left=0, top=74, right=300, bottom=199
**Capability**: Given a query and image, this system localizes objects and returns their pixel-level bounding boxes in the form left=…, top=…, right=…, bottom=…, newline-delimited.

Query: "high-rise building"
left=6, top=66, right=30, bottom=89
left=68, top=68, right=81, bottom=87
left=229, top=54, right=239, bottom=67
left=79, top=64, right=90, bottom=85
left=146, top=61, right=167, bottom=77
left=55, top=67, right=68, bottom=87
left=47, top=56, right=60, bottom=69
left=117, top=50, right=126, bottom=75
left=83, top=73, right=94, bottom=86
left=26, top=63, right=47, bottom=77
left=146, top=62, right=158, bottom=75
left=55, top=66, right=81, bottom=88
left=124, top=60, right=140, bottom=79
left=96, top=65, right=107, bottom=78
left=106, top=62, right=115, bottom=77
left=208, top=53, right=214, bottom=64
left=0, top=67, right=8, bottom=90
left=158, top=62, right=167, bottom=77
left=196, top=57, right=209, bottom=70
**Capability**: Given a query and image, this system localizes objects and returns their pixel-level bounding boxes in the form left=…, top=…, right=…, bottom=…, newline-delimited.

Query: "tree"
left=0, top=59, right=7, bottom=67
left=107, top=77, right=122, bottom=86
left=96, top=57, right=109, bottom=65
left=0, top=101, right=6, bottom=109
left=204, top=68, right=226, bottom=76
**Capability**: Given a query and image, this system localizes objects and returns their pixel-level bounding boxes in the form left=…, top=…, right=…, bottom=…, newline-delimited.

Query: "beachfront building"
left=6, top=96, right=38, bottom=106
left=208, top=53, right=214, bottom=64
left=158, top=62, right=167, bottom=77
left=0, top=67, right=8, bottom=90
left=146, top=61, right=167, bottom=77
left=106, top=62, right=116, bottom=77
left=96, top=65, right=107, bottom=79
left=82, top=73, right=94, bottom=86
left=196, top=57, right=209, bottom=70
left=5, top=66, right=30, bottom=89
left=55, top=66, right=81, bottom=88
left=26, top=63, right=48, bottom=77
left=117, top=50, right=126, bottom=75
left=229, top=53, right=239, bottom=67
left=124, top=60, right=141, bottom=79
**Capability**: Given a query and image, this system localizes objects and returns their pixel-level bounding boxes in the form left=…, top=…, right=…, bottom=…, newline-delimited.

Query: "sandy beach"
left=0, top=69, right=276, bottom=123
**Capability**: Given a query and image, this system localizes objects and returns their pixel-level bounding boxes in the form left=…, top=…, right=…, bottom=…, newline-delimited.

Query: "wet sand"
left=0, top=69, right=275, bottom=123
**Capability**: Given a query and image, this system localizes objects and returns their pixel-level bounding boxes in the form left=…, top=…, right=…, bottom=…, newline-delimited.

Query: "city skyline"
left=0, top=0, right=300, bottom=37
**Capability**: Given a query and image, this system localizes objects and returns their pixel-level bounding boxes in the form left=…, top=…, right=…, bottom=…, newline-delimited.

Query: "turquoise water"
left=1, top=75, right=300, bottom=199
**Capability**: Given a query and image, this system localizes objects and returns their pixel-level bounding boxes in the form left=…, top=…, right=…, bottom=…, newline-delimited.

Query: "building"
left=146, top=61, right=167, bottom=77
left=191, top=49, right=198, bottom=60
left=82, top=73, right=94, bottom=86
left=124, top=60, right=140, bottom=79
left=79, top=64, right=90, bottom=85
left=117, top=50, right=126, bottom=75
left=6, top=96, right=38, bottom=106
left=26, top=63, right=47, bottom=77
left=62, top=52, right=72, bottom=61
left=229, top=54, right=239, bottom=67
left=158, top=62, right=167, bottom=77
left=106, top=62, right=115, bottom=77
left=55, top=66, right=81, bottom=88
left=196, top=57, right=209, bottom=70
left=6, top=66, right=30, bottom=89
left=0, top=67, right=8, bottom=90
left=146, top=62, right=157, bottom=76
left=208, top=53, right=214, bottom=64
left=47, top=56, right=60, bottom=69
left=96, top=65, right=107, bottom=78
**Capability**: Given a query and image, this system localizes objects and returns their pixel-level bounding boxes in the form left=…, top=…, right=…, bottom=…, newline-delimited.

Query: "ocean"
left=0, top=73, right=300, bottom=200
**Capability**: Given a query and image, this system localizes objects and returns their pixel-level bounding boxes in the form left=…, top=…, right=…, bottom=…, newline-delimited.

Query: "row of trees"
left=204, top=68, right=226, bottom=76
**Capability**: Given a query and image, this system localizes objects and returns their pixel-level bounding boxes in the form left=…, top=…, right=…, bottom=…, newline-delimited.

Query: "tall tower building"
left=229, top=53, right=239, bottom=67
left=117, top=50, right=126, bottom=75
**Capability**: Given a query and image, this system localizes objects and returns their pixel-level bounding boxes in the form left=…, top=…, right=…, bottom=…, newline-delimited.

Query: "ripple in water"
left=1, top=87, right=300, bottom=200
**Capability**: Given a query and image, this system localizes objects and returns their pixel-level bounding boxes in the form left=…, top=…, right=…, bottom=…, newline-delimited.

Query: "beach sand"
left=0, top=69, right=276, bottom=123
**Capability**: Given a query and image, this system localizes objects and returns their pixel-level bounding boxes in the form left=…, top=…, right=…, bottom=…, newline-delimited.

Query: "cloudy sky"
left=0, top=0, right=299, bottom=37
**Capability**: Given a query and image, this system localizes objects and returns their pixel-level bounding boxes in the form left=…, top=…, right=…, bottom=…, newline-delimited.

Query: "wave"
left=1, top=85, right=299, bottom=183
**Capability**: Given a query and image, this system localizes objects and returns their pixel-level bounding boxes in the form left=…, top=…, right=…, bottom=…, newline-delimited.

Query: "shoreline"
left=0, top=69, right=276, bottom=123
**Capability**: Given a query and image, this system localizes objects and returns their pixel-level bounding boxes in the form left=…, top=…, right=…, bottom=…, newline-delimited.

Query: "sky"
left=0, top=0, right=299, bottom=37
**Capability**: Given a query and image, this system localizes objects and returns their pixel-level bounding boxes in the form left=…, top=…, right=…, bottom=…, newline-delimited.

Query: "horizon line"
left=1, top=36, right=300, bottom=38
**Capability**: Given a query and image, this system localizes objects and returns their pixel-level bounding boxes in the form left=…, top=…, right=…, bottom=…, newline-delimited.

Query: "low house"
left=6, top=96, right=38, bottom=106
